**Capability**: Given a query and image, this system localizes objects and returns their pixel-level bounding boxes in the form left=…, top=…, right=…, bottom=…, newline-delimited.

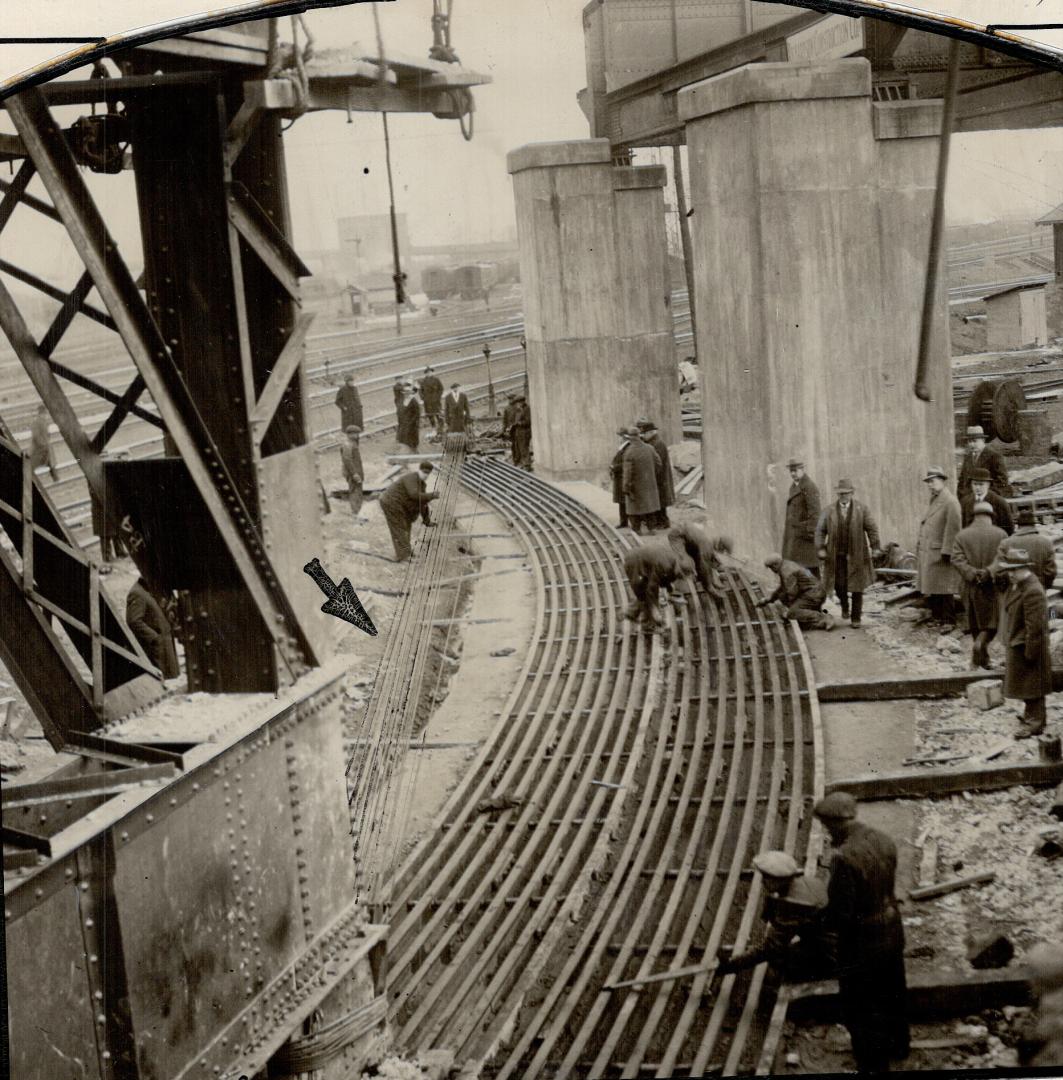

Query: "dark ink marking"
left=303, top=557, right=378, bottom=637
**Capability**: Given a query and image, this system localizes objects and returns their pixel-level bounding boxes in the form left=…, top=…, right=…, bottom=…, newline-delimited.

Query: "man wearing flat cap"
left=815, top=478, right=880, bottom=628
left=952, top=501, right=1007, bottom=668
left=621, top=426, right=662, bottom=536
left=636, top=418, right=674, bottom=530
left=998, top=548, right=1051, bottom=739
left=758, top=554, right=835, bottom=631
left=958, top=424, right=1011, bottom=501
left=716, top=850, right=829, bottom=980
left=960, top=467, right=1014, bottom=534
left=814, top=793, right=909, bottom=1074
left=916, top=466, right=961, bottom=626
left=782, top=458, right=821, bottom=577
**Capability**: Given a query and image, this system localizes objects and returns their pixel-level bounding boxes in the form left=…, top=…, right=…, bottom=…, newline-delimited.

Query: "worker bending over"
left=622, top=541, right=694, bottom=632
left=380, top=462, right=439, bottom=562
left=667, top=523, right=732, bottom=602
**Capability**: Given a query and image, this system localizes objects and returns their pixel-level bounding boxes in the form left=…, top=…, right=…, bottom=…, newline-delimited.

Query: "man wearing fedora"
left=960, top=467, right=1014, bottom=534
left=782, top=458, right=821, bottom=577
left=621, top=426, right=662, bottom=535
left=998, top=547, right=1051, bottom=739
left=953, top=501, right=1007, bottom=668
left=917, top=466, right=962, bottom=626
left=815, top=478, right=880, bottom=628
left=636, top=417, right=674, bottom=530
left=958, top=424, right=1011, bottom=500
left=997, top=506, right=1056, bottom=590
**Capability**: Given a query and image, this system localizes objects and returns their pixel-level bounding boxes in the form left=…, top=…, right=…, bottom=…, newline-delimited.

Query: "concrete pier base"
left=679, top=59, right=954, bottom=561
left=507, top=139, right=680, bottom=482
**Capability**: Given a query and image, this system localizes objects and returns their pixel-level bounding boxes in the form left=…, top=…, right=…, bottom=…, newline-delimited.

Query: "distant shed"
left=983, top=282, right=1048, bottom=350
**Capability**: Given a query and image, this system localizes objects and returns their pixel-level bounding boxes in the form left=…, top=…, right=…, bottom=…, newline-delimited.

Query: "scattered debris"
left=967, top=679, right=1004, bottom=712
left=475, top=795, right=522, bottom=814
left=966, top=931, right=1015, bottom=970
left=490, top=647, right=516, bottom=657
left=909, top=870, right=996, bottom=901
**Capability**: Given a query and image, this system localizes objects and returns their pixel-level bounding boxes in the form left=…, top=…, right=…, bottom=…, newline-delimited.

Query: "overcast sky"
left=1, top=0, right=1061, bottom=274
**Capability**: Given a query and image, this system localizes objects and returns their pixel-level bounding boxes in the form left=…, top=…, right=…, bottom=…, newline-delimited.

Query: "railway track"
left=384, top=457, right=822, bottom=1078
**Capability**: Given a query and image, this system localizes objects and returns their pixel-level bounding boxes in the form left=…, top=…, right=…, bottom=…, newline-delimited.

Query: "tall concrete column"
left=507, top=140, right=680, bottom=481
left=678, top=59, right=954, bottom=563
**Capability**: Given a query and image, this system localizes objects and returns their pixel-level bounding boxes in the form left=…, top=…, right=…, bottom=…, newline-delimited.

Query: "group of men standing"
left=610, top=418, right=674, bottom=535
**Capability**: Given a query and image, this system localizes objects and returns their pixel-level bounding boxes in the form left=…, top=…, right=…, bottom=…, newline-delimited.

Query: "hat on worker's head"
left=969, top=467, right=992, bottom=483
left=764, top=553, right=783, bottom=570
left=971, top=501, right=993, bottom=518
left=635, top=417, right=655, bottom=432
left=419, top=461, right=434, bottom=474
left=813, top=792, right=858, bottom=822
left=450, top=382, right=460, bottom=389
left=345, top=424, right=362, bottom=436
left=622, top=426, right=642, bottom=439
left=787, top=458, right=804, bottom=469
left=1017, top=507, right=1037, bottom=526
left=997, top=547, right=1034, bottom=571
left=966, top=425, right=986, bottom=439
left=752, top=850, right=801, bottom=880
left=835, top=478, right=855, bottom=494
left=922, top=465, right=948, bottom=483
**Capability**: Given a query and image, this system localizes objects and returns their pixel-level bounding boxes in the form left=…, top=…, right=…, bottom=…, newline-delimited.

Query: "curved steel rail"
left=385, top=456, right=822, bottom=1077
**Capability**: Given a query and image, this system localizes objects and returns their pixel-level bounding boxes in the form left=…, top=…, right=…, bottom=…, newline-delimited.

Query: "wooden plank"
left=817, top=670, right=1000, bottom=702
left=828, top=760, right=1063, bottom=800
left=909, top=870, right=995, bottom=901
left=606, top=961, right=718, bottom=992
left=250, top=311, right=315, bottom=435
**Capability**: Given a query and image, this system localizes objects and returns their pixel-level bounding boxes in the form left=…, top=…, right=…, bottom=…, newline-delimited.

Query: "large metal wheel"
left=992, top=379, right=1025, bottom=444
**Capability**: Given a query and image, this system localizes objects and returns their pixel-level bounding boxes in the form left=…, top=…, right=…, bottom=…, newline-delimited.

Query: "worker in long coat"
left=508, top=396, right=532, bottom=469
left=667, top=522, right=732, bottom=602
left=622, top=541, right=693, bottom=632
left=757, top=555, right=834, bottom=631
left=636, top=418, right=674, bottom=529
left=335, top=374, right=363, bottom=433
left=815, top=479, right=880, bottom=628
left=782, top=458, right=821, bottom=574
left=340, top=425, right=365, bottom=516
left=997, top=507, right=1056, bottom=590
left=444, top=383, right=471, bottom=434
left=609, top=429, right=630, bottom=528
left=717, top=850, right=830, bottom=981
left=420, top=366, right=444, bottom=434
left=958, top=425, right=1011, bottom=499
left=126, top=577, right=179, bottom=680
left=814, top=793, right=909, bottom=1074
left=916, top=465, right=961, bottom=625
left=379, top=462, right=439, bottom=562
left=952, top=502, right=1007, bottom=669
left=396, top=385, right=422, bottom=453
left=999, top=548, right=1051, bottom=739
left=960, top=468, right=1014, bottom=534
left=621, top=427, right=661, bottom=535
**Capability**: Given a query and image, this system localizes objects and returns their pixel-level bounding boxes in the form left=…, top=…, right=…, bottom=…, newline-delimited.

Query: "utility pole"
left=483, top=341, right=495, bottom=416
left=672, top=144, right=698, bottom=359
left=382, top=111, right=404, bottom=337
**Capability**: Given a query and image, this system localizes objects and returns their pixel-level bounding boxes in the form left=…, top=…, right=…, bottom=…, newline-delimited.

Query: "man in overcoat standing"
left=999, top=548, right=1052, bottom=739
left=335, top=373, right=363, bottom=433
left=621, top=427, right=661, bottom=535
left=916, top=466, right=962, bottom=626
left=952, top=501, right=1007, bottom=668
left=782, top=458, right=821, bottom=576
left=997, top=507, right=1056, bottom=590
left=958, top=425, right=1011, bottom=500
left=609, top=428, right=630, bottom=528
left=396, top=383, right=422, bottom=453
left=420, top=366, right=444, bottom=435
left=814, top=793, right=909, bottom=1074
left=444, top=382, right=471, bottom=434
left=637, top=418, right=674, bottom=530
left=815, top=478, right=880, bottom=628
left=960, top=468, right=1014, bottom=533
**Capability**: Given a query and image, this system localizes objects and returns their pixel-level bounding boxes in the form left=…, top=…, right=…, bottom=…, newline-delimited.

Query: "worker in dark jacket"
left=814, top=792, right=909, bottom=1075
left=999, top=548, right=1051, bottom=739
left=717, top=850, right=830, bottom=980
left=782, top=458, right=821, bottom=574
left=758, top=555, right=835, bottom=631
left=815, top=479, right=880, bottom=628
left=396, top=384, right=422, bottom=453
left=621, top=427, right=662, bottom=535
left=340, top=425, right=365, bottom=516
left=126, top=577, right=179, bottom=680
left=380, top=462, right=439, bottom=562
left=636, top=418, right=674, bottom=529
left=609, top=429, right=630, bottom=528
left=997, top=508, right=1056, bottom=590
left=508, top=395, right=532, bottom=469
left=420, top=366, right=444, bottom=435
left=960, top=468, right=1014, bottom=533
left=667, top=522, right=731, bottom=601
left=335, top=374, right=363, bottom=433
left=622, top=541, right=694, bottom=632
left=444, top=383, right=471, bottom=434
left=958, top=425, right=1011, bottom=500
left=952, top=502, right=1007, bottom=669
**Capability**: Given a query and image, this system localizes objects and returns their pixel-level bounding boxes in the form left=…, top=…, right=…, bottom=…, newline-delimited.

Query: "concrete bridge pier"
left=679, top=58, right=955, bottom=562
left=507, top=139, right=680, bottom=482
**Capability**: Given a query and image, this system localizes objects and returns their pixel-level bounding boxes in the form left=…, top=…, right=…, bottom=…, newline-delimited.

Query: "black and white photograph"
left=1, top=1, right=1062, bottom=1076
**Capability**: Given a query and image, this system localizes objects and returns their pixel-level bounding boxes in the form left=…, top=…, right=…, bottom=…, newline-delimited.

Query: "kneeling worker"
left=717, top=851, right=829, bottom=981
left=623, top=541, right=694, bottom=632
left=380, top=462, right=440, bottom=562
left=758, top=555, right=835, bottom=631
